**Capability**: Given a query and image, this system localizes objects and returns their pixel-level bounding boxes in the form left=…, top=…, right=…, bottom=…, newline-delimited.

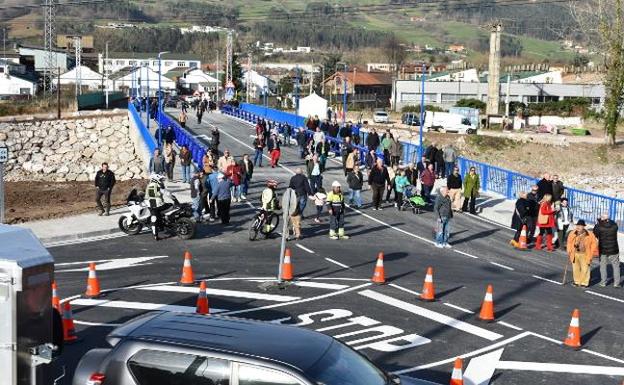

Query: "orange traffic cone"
left=196, top=281, right=209, bottom=315
left=84, top=263, right=101, bottom=298
left=420, top=267, right=436, bottom=302
left=51, top=280, right=61, bottom=311
left=449, top=357, right=464, bottom=385
left=281, top=249, right=294, bottom=281
left=62, top=301, right=78, bottom=343
left=371, top=252, right=386, bottom=284
left=478, top=285, right=495, bottom=322
left=179, top=251, right=195, bottom=286
left=563, top=308, right=582, bottom=350
left=518, top=225, right=528, bottom=250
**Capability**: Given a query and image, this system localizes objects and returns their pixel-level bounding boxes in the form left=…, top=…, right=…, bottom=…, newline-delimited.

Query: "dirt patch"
left=5, top=180, right=148, bottom=224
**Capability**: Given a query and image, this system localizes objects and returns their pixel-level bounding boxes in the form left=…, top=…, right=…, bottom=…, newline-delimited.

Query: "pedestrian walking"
left=394, top=168, right=410, bottom=210
left=283, top=123, right=292, bottom=147
left=593, top=213, right=621, bottom=287
left=164, top=126, right=175, bottom=145
left=164, top=143, right=176, bottom=181
left=390, top=134, right=403, bottom=167
left=434, top=186, right=453, bottom=248
left=179, top=110, right=187, bottom=128
left=443, top=144, right=457, bottom=177
left=536, top=194, right=556, bottom=251
left=424, top=142, right=438, bottom=169
left=196, top=106, right=203, bottom=124
left=446, top=166, right=463, bottom=211
left=307, top=155, right=323, bottom=194
left=510, top=192, right=531, bottom=247
left=268, top=133, right=282, bottom=168
left=365, top=150, right=377, bottom=170
left=313, top=126, right=325, bottom=147
left=566, top=220, right=598, bottom=287
left=526, top=185, right=540, bottom=244
left=296, top=128, right=308, bottom=159
left=312, top=187, right=327, bottom=223
left=149, top=148, right=166, bottom=175
left=225, top=158, right=242, bottom=202
left=327, top=181, right=349, bottom=240
left=179, top=145, right=192, bottom=183
left=420, top=163, right=436, bottom=204
left=537, top=172, right=553, bottom=201
left=368, top=158, right=391, bottom=210
left=462, top=166, right=479, bottom=214
left=346, top=165, right=364, bottom=208
left=556, top=198, right=573, bottom=249
left=190, top=169, right=204, bottom=221
left=366, top=128, right=380, bottom=152
left=205, top=167, right=218, bottom=221
left=341, top=137, right=353, bottom=175
left=211, top=127, right=220, bottom=152
left=380, top=132, right=392, bottom=166
left=316, top=139, right=329, bottom=172
left=211, top=173, right=232, bottom=224
left=552, top=174, right=565, bottom=205
left=435, top=147, right=445, bottom=179
left=217, top=150, right=232, bottom=172
left=345, top=148, right=359, bottom=176
left=94, top=162, right=116, bottom=216
left=239, top=154, right=253, bottom=200
left=289, top=167, right=313, bottom=218
left=386, top=164, right=397, bottom=204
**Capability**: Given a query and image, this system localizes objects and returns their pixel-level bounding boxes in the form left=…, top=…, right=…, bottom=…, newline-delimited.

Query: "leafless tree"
left=571, top=0, right=624, bottom=145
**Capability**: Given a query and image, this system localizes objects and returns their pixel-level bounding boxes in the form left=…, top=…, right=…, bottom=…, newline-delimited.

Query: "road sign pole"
left=278, top=188, right=297, bottom=284
left=0, top=146, right=6, bottom=224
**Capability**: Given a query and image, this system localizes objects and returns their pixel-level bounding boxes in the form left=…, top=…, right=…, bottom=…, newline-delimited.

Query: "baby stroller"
left=399, top=185, right=427, bottom=214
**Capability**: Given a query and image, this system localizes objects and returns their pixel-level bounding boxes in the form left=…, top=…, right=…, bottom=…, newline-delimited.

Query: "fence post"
left=506, top=172, right=514, bottom=199
left=609, top=199, right=616, bottom=221
left=481, top=164, right=489, bottom=192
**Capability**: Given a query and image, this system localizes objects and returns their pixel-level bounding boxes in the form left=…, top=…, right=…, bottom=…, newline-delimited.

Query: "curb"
left=40, top=227, right=123, bottom=246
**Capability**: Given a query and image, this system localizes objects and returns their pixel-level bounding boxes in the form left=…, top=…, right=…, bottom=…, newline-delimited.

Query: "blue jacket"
left=207, top=172, right=219, bottom=195
left=212, top=179, right=232, bottom=201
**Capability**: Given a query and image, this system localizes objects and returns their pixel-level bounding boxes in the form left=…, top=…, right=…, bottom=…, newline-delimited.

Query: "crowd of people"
left=510, top=173, right=621, bottom=288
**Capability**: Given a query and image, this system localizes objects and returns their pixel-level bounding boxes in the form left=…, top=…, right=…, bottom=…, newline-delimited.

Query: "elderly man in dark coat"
left=511, top=191, right=531, bottom=247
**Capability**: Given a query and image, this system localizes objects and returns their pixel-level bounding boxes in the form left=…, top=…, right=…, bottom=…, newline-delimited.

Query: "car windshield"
left=306, top=341, right=388, bottom=385
left=376, top=112, right=388, bottom=116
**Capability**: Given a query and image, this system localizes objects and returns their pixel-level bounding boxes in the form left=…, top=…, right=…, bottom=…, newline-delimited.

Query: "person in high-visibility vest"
left=327, top=181, right=349, bottom=240
left=145, top=173, right=173, bottom=241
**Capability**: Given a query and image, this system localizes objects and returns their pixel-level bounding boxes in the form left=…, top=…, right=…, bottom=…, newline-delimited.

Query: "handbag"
left=537, top=206, right=549, bottom=225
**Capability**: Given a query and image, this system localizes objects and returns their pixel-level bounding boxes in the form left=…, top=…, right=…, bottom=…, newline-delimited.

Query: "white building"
left=180, top=25, right=230, bottom=34
left=0, top=62, right=37, bottom=96
left=98, top=52, right=201, bottom=75
left=242, top=70, right=276, bottom=99
left=109, top=66, right=176, bottom=96
left=53, top=65, right=105, bottom=91
left=18, top=45, right=69, bottom=73
left=167, top=68, right=220, bottom=93
left=367, top=63, right=397, bottom=73
left=428, top=68, right=480, bottom=83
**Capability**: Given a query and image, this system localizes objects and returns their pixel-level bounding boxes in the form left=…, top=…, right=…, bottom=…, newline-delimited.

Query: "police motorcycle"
left=118, top=186, right=196, bottom=240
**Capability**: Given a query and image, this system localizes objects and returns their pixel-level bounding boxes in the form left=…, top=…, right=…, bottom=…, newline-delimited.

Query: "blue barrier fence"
left=223, top=103, right=624, bottom=230
left=128, top=102, right=156, bottom=154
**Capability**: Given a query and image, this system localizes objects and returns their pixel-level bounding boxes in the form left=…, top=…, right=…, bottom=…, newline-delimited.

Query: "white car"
left=373, top=110, right=389, bottom=123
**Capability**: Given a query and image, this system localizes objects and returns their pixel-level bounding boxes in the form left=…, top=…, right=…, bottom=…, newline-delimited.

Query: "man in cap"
left=326, top=181, right=349, bottom=240
left=566, top=220, right=598, bottom=287
left=210, top=173, right=232, bottom=224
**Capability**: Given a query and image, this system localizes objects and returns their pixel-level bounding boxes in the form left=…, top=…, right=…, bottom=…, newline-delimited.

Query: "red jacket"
left=538, top=202, right=556, bottom=228
left=226, top=164, right=242, bottom=186
left=420, top=169, right=436, bottom=186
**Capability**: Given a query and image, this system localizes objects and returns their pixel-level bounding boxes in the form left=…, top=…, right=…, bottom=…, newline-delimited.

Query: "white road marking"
left=586, top=290, right=624, bottom=304
left=464, top=348, right=504, bottom=385
left=56, top=256, right=168, bottom=272
left=581, top=349, right=624, bottom=365
left=359, top=290, right=504, bottom=341
left=348, top=206, right=437, bottom=245
left=324, top=257, right=350, bottom=269
left=73, top=320, right=122, bottom=327
left=389, top=283, right=421, bottom=297
left=531, top=275, right=563, bottom=285
left=71, top=298, right=228, bottom=313
left=219, top=283, right=372, bottom=316
left=528, top=331, right=562, bottom=345
left=489, top=261, right=515, bottom=271
left=453, top=249, right=479, bottom=259
left=394, top=331, right=532, bottom=374
left=443, top=302, right=475, bottom=314
left=290, top=281, right=349, bottom=290
left=496, top=361, right=624, bottom=376
left=296, top=243, right=315, bottom=254
left=138, top=285, right=300, bottom=302
left=497, top=321, right=523, bottom=331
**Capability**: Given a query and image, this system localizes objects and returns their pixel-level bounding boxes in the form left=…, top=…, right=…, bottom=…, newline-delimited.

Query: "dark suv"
left=73, top=312, right=438, bottom=385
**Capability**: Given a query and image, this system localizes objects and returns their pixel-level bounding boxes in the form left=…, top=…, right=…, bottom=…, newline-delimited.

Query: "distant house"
left=18, top=45, right=69, bottom=73
left=53, top=65, right=105, bottom=91
left=0, top=61, right=37, bottom=96
left=243, top=70, right=276, bottom=99
left=98, top=52, right=201, bottom=76
left=166, top=68, right=220, bottom=94
left=108, top=66, right=176, bottom=96
left=322, top=69, right=392, bottom=107
left=366, top=63, right=397, bottom=73
left=448, top=44, right=466, bottom=53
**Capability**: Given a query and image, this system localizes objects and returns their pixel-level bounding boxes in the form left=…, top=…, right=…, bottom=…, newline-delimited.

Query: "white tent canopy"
left=297, top=92, right=328, bottom=118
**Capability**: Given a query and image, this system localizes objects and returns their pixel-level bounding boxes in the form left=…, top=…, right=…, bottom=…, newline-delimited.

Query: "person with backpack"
left=346, top=165, right=364, bottom=209
left=593, top=213, right=621, bottom=287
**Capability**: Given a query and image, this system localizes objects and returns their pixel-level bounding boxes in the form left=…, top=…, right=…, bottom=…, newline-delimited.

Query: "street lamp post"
left=157, top=51, right=169, bottom=149
left=146, top=63, right=150, bottom=131
left=263, top=85, right=268, bottom=118
left=335, top=62, right=348, bottom=127
left=419, top=64, right=426, bottom=160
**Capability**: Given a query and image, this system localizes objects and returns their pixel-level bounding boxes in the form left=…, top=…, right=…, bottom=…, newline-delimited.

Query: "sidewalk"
left=20, top=113, right=191, bottom=246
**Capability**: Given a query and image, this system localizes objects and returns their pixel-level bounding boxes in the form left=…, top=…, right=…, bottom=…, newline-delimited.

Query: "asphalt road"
left=48, top=110, right=624, bottom=385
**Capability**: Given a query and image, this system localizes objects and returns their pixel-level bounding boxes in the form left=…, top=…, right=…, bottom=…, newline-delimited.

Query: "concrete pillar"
left=486, top=24, right=502, bottom=116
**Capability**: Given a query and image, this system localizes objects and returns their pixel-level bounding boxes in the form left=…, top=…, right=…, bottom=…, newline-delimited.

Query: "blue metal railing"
left=224, top=103, right=624, bottom=231
left=157, top=112, right=209, bottom=169
left=129, top=102, right=156, bottom=154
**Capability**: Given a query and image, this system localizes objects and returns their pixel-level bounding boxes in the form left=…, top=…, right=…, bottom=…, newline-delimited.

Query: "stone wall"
left=0, top=113, right=147, bottom=182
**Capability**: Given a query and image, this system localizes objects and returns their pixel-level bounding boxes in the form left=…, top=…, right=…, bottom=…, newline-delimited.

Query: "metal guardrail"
left=128, top=103, right=157, bottom=154
left=224, top=103, right=624, bottom=231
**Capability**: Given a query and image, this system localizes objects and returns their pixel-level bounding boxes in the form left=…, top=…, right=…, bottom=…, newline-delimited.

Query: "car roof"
left=122, top=312, right=334, bottom=372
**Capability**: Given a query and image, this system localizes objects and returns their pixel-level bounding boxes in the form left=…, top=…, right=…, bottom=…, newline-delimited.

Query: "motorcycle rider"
left=261, top=179, right=280, bottom=233
left=146, top=173, right=173, bottom=240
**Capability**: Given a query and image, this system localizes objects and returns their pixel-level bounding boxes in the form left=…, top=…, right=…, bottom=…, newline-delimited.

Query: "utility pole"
left=56, top=66, right=61, bottom=119
left=342, top=64, right=348, bottom=127
left=246, top=54, right=251, bottom=103
left=486, top=23, right=502, bottom=116
left=309, top=61, right=314, bottom=95
left=419, top=64, right=426, bottom=160
left=43, top=0, right=56, bottom=94
left=215, top=50, right=219, bottom=102
left=505, top=73, right=511, bottom=118
left=294, top=66, right=300, bottom=116
left=73, top=36, right=82, bottom=98
left=105, top=41, right=109, bottom=109
left=352, top=67, right=356, bottom=109
left=225, top=32, right=233, bottom=85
